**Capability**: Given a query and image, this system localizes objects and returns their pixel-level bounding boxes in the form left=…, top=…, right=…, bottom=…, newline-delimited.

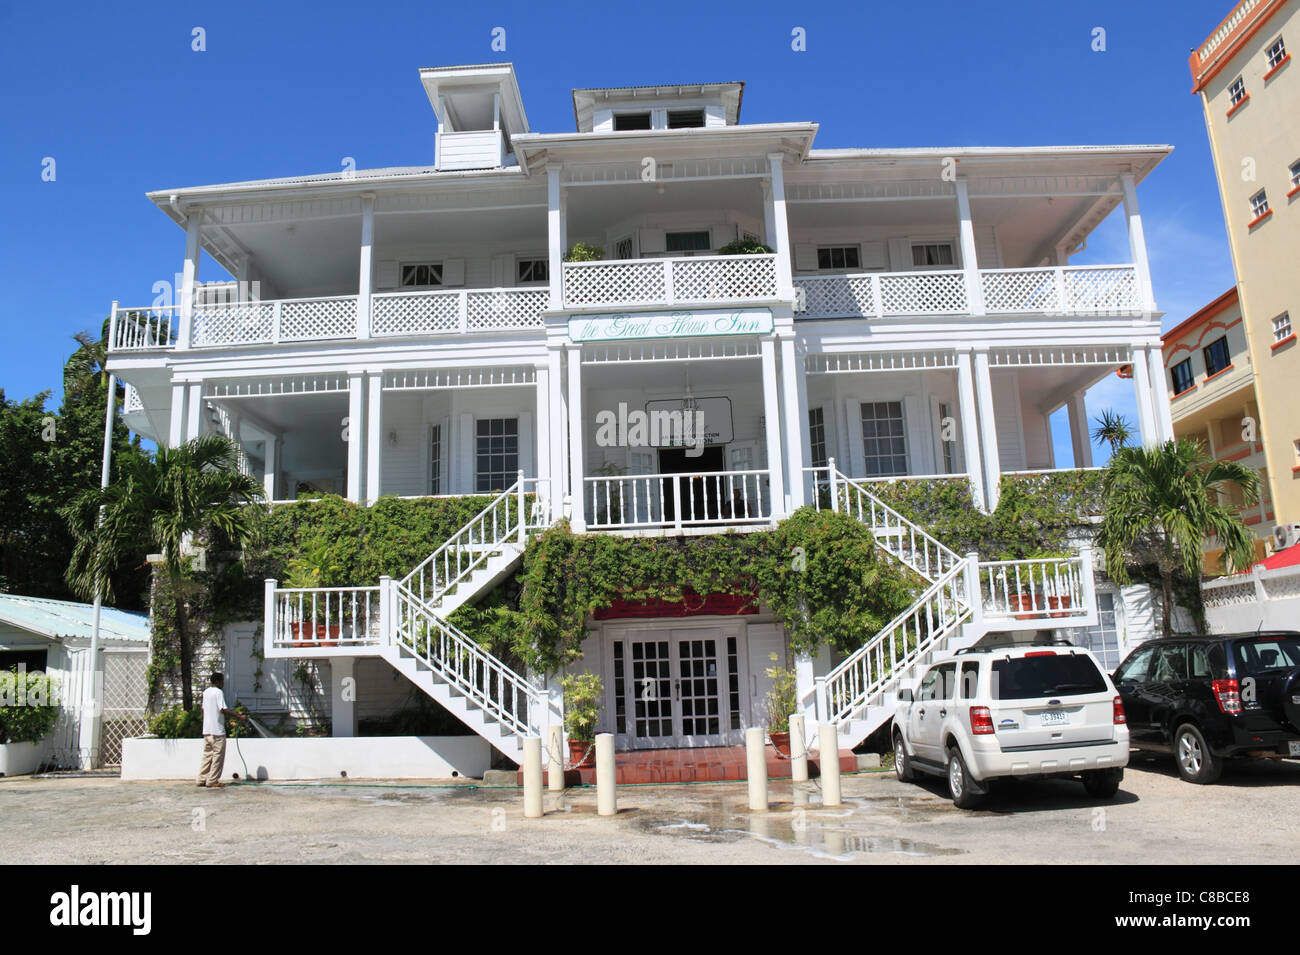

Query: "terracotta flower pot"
left=567, top=738, right=594, bottom=769
left=1048, top=595, right=1073, bottom=618
left=1009, top=592, right=1039, bottom=620
left=769, top=731, right=791, bottom=755
left=290, top=622, right=341, bottom=648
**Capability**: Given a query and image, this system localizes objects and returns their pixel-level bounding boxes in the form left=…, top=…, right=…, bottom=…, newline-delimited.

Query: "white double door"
left=607, top=623, right=748, bottom=749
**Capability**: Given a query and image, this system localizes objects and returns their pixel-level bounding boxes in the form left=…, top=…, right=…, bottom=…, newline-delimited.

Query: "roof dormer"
left=420, top=63, right=529, bottom=170
left=571, top=81, right=744, bottom=133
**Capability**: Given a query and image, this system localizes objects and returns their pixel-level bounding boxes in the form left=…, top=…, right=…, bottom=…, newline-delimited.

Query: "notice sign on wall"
left=643, top=397, right=734, bottom=446
left=568, top=308, right=773, bottom=342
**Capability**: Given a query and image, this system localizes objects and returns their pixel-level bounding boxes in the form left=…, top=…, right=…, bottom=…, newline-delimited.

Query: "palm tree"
left=64, top=434, right=263, bottom=709
left=1098, top=438, right=1259, bottom=637
left=1091, top=409, right=1134, bottom=455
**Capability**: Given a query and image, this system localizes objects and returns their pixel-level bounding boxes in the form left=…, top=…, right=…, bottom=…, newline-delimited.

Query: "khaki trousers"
left=198, top=734, right=227, bottom=786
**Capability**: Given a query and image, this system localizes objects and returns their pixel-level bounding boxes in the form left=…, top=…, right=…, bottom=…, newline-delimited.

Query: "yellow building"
left=1162, top=288, right=1274, bottom=570
left=1190, top=0, right=1300, bottom=549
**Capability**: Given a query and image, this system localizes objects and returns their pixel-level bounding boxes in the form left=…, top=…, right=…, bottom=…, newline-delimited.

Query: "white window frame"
left=429, top=423, right=443, bottom=495
left=909, top=239, right=958, bottom=270
left=1266, top=36, right=1287, bottom=69
left=1290, top=160, right=1300, bottom=191
left=1228, top=76, right=1247, bottom=105
left=1250, top=189, right=1270, bottom=219
left=613, top=235, right=636, bottom=260
left=400, top=261, right=444, bottom=289
left=665, top=230, right=713, bottom=255
left=859, top=400, right=909, bottom=478
left=516, top=256, right=549, bottom=285
left=474, top=416, right=520, bottom=493
left=1274, top=312, right=1293, bottom=343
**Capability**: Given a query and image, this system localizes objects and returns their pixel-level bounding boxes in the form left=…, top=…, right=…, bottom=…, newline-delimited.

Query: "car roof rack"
left=956, top=638, right=1079, bottom=655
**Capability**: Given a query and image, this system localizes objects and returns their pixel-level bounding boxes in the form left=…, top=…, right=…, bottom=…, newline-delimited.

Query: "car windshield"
left=991, top=653, right=1107, bottom=700
left=1233, top=636, right=1300, bottom=675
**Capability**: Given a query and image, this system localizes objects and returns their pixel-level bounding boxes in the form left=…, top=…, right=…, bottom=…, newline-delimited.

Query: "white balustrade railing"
left=112, top=306, right=179, bottom=350
left=584, top=469, right=772, bottom=531
left=978, top=557, right=1087, bottom=620
left=373, top=286, right=547, bottom=337
left=562, top=254, right=778, bottom=309
left=269, top=586, right=382, bottom=649
left=793, top=265, right=1141, bottom=320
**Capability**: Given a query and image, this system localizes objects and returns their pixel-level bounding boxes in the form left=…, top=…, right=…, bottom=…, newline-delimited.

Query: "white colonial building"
left=107, top=64, right=1173, bottom=767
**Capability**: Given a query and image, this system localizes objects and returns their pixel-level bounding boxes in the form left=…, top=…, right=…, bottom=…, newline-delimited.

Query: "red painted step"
left=513, top=744, right=859, bottom=786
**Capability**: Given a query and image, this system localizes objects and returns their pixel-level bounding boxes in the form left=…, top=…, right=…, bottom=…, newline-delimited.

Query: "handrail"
left=833, top=470, right=964, bottom=582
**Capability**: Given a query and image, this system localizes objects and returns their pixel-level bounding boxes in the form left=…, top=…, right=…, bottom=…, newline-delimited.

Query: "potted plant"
left=284, top=538, right=346, bottom=647
left=0, top=669, right=60, bottom=776
left=713, top=239, right=775, bottom=298
left=563, top=242, right=605, bottom=262
left=561, top=672, right=603, bottom=768
left=764, top=653, right=798, bottom=754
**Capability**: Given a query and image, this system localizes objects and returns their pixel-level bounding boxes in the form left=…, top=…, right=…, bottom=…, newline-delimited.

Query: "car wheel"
left=947, top=748, right=982, bottom=809
left=1081, top=767, right=1123, bottom=798
left=1174, top=723, right=1222, bottom=784
left=893, top=731, right=915, bottom=783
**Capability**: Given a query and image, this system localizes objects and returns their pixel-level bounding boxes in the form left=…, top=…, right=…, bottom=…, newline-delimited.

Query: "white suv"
left=891, top=642, right=1130, bottom=808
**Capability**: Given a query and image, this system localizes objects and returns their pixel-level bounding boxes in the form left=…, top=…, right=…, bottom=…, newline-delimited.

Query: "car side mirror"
left=898, top=688, right=914, bottom=703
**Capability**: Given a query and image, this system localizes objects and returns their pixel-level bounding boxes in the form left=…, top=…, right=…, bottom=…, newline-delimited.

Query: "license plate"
left=1039, top=710, right=1069, bottom=727
left=1289, top=741, right=1300, bottom=757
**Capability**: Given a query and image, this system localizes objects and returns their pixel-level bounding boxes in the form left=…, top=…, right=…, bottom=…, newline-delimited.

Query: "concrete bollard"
left=789, top=713, right=809, bottom=782
left=746, top=726, right=768, bottom=811
left=547, top=724, right=565, bottom=792
left=523, top=736, right=543, bottom=818
left=819, top=723, right=842, bottom=807
left=595, top=733, right=616, bottom=816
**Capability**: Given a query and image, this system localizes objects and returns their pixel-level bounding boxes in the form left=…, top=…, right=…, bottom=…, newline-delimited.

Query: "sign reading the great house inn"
left=568, top=308, right=774, bottom=342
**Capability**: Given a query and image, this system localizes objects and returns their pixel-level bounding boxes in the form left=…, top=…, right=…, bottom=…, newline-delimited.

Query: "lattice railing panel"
left=467, top=289, right=548, bottom=331
left=672, top=255, right=777, bottom=302
left=563, top=261, right=666, bottom=307
left=192, top=302, right=275, bottom=347
left=1063, top=267, right=1141, bottom=313
left=982, top=269, right=1058, bottom=313
left=280, top=297, right=357, bottom=341
left=373, top=290, right=460, bottom=336
left=100, top=650, right=150, bottom=767
left=879, top=270, right=967, bottom=315
left=793, top=275, right=875, bottom=318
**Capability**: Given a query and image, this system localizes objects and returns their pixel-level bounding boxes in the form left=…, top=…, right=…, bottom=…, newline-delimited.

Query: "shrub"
left=715, top=238, right=773, bottom=255
left=0, top=669, right=61, bottom=744
left=563, top=242, right=605, bottom=262
left=148, top=705, right=202, bottom=739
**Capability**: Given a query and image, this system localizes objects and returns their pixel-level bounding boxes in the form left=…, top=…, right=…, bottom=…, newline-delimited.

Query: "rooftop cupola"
left=571, top=81, right=744, bottom=133
left=420, top=63, right=529, bottom=171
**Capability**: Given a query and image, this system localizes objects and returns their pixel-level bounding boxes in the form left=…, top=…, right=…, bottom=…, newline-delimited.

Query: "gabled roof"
left=0, top=594, right=150, bottom=646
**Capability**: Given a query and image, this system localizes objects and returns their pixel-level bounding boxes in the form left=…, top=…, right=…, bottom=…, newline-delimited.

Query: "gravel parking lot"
left=3, top=754, right=1298, bottom=865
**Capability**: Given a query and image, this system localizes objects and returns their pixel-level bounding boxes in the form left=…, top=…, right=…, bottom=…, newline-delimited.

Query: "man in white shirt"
left=197, top=672, right=246, bottom=788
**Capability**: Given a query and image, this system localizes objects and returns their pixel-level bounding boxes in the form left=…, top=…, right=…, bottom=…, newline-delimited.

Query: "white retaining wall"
left=1202, top=566, right=1300, bottom=634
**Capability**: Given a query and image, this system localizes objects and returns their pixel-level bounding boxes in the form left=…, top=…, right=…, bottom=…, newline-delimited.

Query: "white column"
left=760, top=337, right=787, bottom=516
left=1130, top=346, right=1159, bottom=448
left=331, top=658, right=358, bottom=737
left=457, top=412, right=475, bottom=493
left=547, top=164, right=564, bottom=311
left=263, top=437, right=280, bottom=500
left=1121, top=172, right=1157, bottom=315
left=566, top=343, right=586, bottom=531
left=365, top=372, right=383, bottom=501
left=185, top=382, right=204, bottom=442
left=766, top=153, right=794, bottom=298
left=955, top=178, right=985, bottom=315
left=534, top=362, right=550, bottom=489
left=168, top=381, right=187, bottom=448
left=972, top=349, right=1002, bottom=510
left=761, top=179, right=776, bottom=249
left=778, top=331, right=805, bottom=509
left=547, top=342, right=567, bottom=505
left=1147, top=345, right=1175, bottom=443
left=346, top=373, right=365, bottom=502
left=177, top=208, right=201, bottom=349
left=955, top=349, right=987, bottom=511
left=357, top=193, right=375, bottom=339
left=1068, top=391, right=1094, bottom=468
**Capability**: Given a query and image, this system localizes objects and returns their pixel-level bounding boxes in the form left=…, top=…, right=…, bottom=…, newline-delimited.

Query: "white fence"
left=584, top=469, right=773, bottom=531
left=1202, top=565, right=1300, bottom=633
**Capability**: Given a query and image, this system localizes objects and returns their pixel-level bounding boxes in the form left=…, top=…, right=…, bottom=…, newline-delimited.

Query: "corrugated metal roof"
left=0, top=595, right=150, bottom=645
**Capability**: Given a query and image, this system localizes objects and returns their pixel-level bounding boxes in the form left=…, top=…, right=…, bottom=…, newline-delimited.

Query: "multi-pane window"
left=1170, top=358, right=1195, bottom=395
left=1229, top=76, right=1247, bottom=105
left=1069, top=593, right=1121, bottom=670
left=429, top=424, right=442, bottom=495
left=614, top=236, right=634, bottom=259
left=938, top=401, right=956, bottom=472
left=667, top=109, right=705, bottom=128
left=860, top=401, right=908, bottom=477
left=816, top=246, right=860, bottom=270
left=1267, top=36, right=1287, bottom=69
left=613, top=112, right=651, bottom=131
left=517, top=258, right=548, bottom=283
left=1250, top=189, right=1269, bottom=219
left=474, top=418, right=519, bottom=492
left=1290, top=160, right=1300, bottom=191
left=911, top=242, right=955, bottom=267
left=401, top=262, right=443, bottom=287
left=1203, top=336, right=1231, bottom=377
left=808, top=407, right=828, bottom=468
left=666, top=231, right=712, bottom=253
left=1275, top=312, right=1293, bottom=343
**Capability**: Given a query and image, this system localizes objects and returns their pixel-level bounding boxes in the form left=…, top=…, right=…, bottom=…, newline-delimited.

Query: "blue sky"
left=0, top=0, right=1238, bottom=462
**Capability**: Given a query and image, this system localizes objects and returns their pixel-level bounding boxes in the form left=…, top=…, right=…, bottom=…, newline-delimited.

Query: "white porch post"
left=534, top=361, right=550, bottom=511
left=168, top=381, right=187, bottom=448
left=761, top=179, right=776, bottom=249
left=1147, top=346, right=1175, bottom=443
left=761, top=337, right=787, bottom=517
left=263, top=437, right=280, bottom=500
left=357, top=193, right=375, bottom=339
left=346, top=373, right=365, bottom=502
left=1067, top=391, right=1094, bottom=468
left=547, top=163, right=565, bottom=311
left=177, top=206, right=201, bottom=350
left=972, top=348, right=1002, bottom=510
left=777, top=328, right=805, bottom=509
left=1130, top=346, right=1160, bottom=448
left=955, top=349, right=988, bottom=511
left=1120, top=172, right=1157, bottom=315
left=566, top=343, right=586, bottom=531
left=185, top=382, right=204, bottom=442
left=955, top=178, right=985, bottom=315
left=331, top=658, right=358, bottom=737
left=365, top=371, right=383, bottom=501
left=547, top=338, right=568, bottom=509
left=766, top=153, right=794, bottom=298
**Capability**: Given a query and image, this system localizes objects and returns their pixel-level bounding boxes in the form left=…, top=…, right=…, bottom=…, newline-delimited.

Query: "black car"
left=1112, top=631, right=1300, bottom=783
